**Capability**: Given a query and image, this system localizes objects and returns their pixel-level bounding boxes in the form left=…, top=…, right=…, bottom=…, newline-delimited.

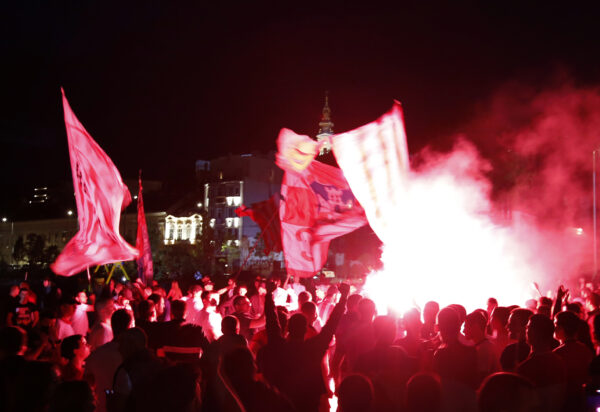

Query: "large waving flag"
left=331, top=101, right=410, bottom=243
left=277, top=133, right=368, bottom=277
left=51, top=89, right=139, bottom=276
left=136, top=174, right=153, bottom=285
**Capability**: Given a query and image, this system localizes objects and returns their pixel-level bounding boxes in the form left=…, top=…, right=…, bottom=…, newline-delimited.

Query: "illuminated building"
left=163, top=214, right=202, bottom=245
left=195, top=152, right=282, bottom=247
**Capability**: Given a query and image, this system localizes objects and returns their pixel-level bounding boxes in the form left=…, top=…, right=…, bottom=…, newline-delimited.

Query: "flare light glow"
left=362, top=143, right=545, bottom=314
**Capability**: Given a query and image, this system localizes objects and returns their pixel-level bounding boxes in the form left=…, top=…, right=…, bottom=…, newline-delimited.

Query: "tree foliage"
left=11, top=234, right=62, bottom=268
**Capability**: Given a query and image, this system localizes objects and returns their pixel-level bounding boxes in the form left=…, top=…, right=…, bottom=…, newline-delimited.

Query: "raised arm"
left=552, top=285, right=568, bottom=319
left=265, top=281, right=283, bottom=344
left=313, top=283, right=350, bottom=352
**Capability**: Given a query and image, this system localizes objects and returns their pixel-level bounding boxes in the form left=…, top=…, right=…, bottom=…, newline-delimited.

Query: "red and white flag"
left=331, top=101, right=410, bottom=242
left=136, top=174, right=153, bottom=285
left=278, top=153, right=368, bottom=278
left=51, top=89, right=139, bottom=276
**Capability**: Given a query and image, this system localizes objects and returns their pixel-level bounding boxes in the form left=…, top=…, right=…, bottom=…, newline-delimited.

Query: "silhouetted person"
left=135, top=300, right=160, bottom=351
left=464, top=311, right=499, bottom=384
left=341, top=297, right=377, bottom=375
left=158, top=299, right=209, bottom=359
left=331, top=293, right=362, bottom=381
left=357, top=315, right=415, bottom=411
left=500, top=308, right=533, bottom=371
left=478, top=372, right=537, bottom=412
left=433, top=307, right=478, bottom=411
left=232, top=295, right=265, bottom=341
left=434, top=307, right=478, bottom=387
left=0, top=326, right=28, bottom=411
left=553, top=310, right=593, bottom=410
left=221, top=347, right=293, bottom=412
left=422, top=301, right=440, bottom=340
left=517, top=314, right=566, bottom=412
left=263, top=282, right=349, bottom=411
left=49, top=380, right=96, bottom=412
left=133, top=364, right=202, bottom=412
left=84, top=309, right=132, bottom=412
left=201, top=315, right=248, bottom=411
left=337, top=374, right=374, bottom=412
left=489, top=306, right=510, bottom=352
left=406, top=373, right=441, bottom=412
left=396, top=308, right=426, bottom=360
left=112, top=327, right=163, bottom=411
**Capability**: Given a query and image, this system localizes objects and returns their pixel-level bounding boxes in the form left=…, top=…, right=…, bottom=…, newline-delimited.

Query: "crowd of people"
left=2, top=273, right=600, bottom=412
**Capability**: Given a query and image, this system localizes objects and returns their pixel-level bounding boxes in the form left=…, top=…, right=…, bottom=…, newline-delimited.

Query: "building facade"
left=195, top=152, right=283, bottom=247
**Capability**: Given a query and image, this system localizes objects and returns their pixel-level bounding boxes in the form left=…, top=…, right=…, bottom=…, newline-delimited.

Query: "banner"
left=331, top=101, right=410, bottom=243
left=51, top=89, right=138, bottom=276
left=279, top=160, right=367, bottom=278
left=136, top=174, right=153, bottom=285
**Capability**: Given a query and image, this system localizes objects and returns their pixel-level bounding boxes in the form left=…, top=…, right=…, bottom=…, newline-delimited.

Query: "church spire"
left=316, top=91, right=334, bottom=154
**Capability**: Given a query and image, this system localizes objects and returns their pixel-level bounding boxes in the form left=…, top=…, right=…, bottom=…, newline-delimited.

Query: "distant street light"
left=1, top=217, right=6, bottom=223
left=197, top=203, right=203, bottom=208
left=67, top=210, right=74, bottom=216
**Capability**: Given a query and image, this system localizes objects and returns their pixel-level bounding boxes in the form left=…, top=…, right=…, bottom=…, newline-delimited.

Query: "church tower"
left=316, top=92, right=334, bottom=155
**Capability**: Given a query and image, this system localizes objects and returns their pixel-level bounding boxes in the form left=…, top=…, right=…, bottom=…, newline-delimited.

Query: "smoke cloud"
left=364, top=79, right=600, bottom=312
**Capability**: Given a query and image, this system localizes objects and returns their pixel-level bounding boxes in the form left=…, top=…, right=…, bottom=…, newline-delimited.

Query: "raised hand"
left=338, top=283, right=350, bottom=298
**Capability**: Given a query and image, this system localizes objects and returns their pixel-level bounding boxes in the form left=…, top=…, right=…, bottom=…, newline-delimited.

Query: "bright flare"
left=363, top=142, right=545, bottom=314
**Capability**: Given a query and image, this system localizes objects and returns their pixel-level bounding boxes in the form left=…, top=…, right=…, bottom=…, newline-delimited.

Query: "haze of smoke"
left=453, top=80, right=600, bottom=289
left=367, top=81, right=600, bottom=310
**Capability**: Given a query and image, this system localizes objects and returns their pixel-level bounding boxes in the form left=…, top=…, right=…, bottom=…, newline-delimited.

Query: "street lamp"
left=1, top=217, right=6, bottom=223
left=67, top=210, right=74, bottom=216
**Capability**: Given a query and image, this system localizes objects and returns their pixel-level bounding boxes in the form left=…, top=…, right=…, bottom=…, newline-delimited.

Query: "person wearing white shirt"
left=72, top=290, right=93, bottom=337
left=53, top=298, right=77, bottom=342
left=88, top=297, right=115, bottom=350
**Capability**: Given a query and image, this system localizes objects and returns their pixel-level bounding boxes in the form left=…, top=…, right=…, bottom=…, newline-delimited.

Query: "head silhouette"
left=221, top=316, right=239, bottom=336
left=373, top=316, right=396, bottom=346
left=406, top=373, right=441, bottom=412
left=358, top=298, right=377, bottom=323
left=337, top=374, right=374, bottom=412
left=437, top=307, right=461, bottom=342
left=288, top=313, right=308, bottom=341
left=526, top=314, right=555, bottom=352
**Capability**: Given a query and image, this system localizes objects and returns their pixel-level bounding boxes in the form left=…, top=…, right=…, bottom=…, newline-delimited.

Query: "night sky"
left=2, top=2, right=600, bottom=208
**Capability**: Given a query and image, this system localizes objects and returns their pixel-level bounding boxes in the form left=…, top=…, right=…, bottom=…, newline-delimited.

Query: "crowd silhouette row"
left=1, top=274, right=600, bottom=412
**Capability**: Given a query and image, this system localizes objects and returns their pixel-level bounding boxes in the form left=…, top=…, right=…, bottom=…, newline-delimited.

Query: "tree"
left=42, top=245, right=60, bottom=266
left=12, top=236, right=26, bottom=265
left=25, top=233, right=46, bottom=268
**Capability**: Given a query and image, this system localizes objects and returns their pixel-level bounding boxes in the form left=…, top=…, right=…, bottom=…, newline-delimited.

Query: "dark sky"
left=2, top=2, right=600, bottom=200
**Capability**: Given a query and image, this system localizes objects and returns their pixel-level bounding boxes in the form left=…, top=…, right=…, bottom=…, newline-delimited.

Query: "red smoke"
left=364, top=80, right=600, bottom=312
